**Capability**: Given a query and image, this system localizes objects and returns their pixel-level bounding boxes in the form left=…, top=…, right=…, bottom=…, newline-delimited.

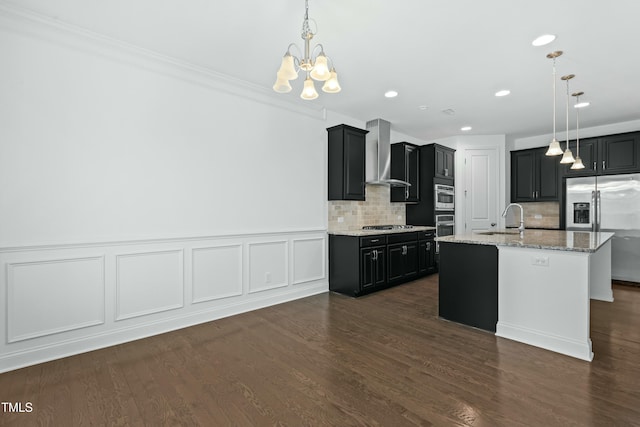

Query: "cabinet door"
left=563, top=138, right=598, bottom=177
left=360, top=248, right=375, bottom=290
left=407, top=145, right=420, bottom=201
left=360, top=247, right=386, bottom=289
left=403, top=242, right=419, bottom=279
left=600, top=133, right=640, bottom=174
left=435, top=147, right=455, bottom=179
left=343, top=128, right=366, bottom=200
left=373, top=248, right=386, bottom=287
left=387, top=244, right=405, bottom=283
left=537, top=150, right=560, bottom=200
left=420, top=239, right=437, bottom=274
left=511, top=151, right=536, bottom=202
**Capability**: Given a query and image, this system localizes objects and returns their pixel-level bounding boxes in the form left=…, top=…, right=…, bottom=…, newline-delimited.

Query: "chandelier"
left=272, top=0, right=341, bottom=100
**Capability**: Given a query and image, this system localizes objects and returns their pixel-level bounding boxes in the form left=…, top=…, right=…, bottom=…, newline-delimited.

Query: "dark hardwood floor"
left=1, top=275, right=640, bottom=426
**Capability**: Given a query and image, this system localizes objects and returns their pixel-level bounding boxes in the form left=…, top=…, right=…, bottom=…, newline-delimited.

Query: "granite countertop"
left=328, top=226, right=436, bottom=237
left=437, top=229, right=615, bottom=253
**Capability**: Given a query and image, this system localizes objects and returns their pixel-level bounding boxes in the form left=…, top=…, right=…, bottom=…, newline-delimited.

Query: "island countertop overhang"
left=437, top=229, right=615, bottom=253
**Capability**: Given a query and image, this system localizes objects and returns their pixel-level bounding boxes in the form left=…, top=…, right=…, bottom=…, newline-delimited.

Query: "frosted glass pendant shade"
left=560, top=147, right=576, bottom=164
left=310, top=53, right=330, bottom=81
left=272, top=73, right=292, bottom=93
left=277, top=53, right=298, bottom=81
left=545, top=138, right=563, bottom=156
left=300, top=76, right=319, bottom=100
left=571, top=156, right=585, bottom=169
left=322, top=69, right=341, bottom=93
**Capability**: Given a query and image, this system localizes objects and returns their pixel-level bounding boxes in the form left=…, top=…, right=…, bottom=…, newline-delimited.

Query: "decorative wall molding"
left=115, top=249, right=184, bottom=321
left=248, top=240, right=289, bottom=294
left=292, top=237, right=326, bottom=285
left=0, top=230, right=327, bottom=373
left=0, top=2, right=326, bottom=122
left=6, top=256, right=105, bottom=343
left=191, top=244, right=243, bottom=304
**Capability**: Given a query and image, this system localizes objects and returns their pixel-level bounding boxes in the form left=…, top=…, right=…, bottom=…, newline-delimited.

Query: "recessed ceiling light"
left=495, top=90, right=511, bottom=97
left=532, top=34, right=556, bottom=47
left=418, top=105, right=429, bottom=110
left=461, top=126, right=472, bottom=131
left=574, top=101, right=591, bottom=109
left=384, top=90, right=398, bottom=98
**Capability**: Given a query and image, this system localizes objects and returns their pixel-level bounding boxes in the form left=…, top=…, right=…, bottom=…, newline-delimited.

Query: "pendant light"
left=571, top=91, right=586, bottom=169
left=559, top=74, right=576, bottom=164
left=545, top=51, right=563, bottom=156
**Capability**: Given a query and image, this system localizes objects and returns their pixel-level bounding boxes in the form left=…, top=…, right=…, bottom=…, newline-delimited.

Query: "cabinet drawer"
left=387, top=232, right=418, bottom=244
left=360, top=235, right=387, bottom=247
left=418, top=230, right=436, bottom=240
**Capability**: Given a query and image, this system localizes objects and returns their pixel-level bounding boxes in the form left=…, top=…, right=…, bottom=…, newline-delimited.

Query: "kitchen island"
left=437, top=229, right=615, bottom=361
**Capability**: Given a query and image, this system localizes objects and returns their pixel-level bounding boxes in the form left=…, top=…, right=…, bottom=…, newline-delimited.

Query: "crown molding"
left=0, top=2, right=326, bottom=121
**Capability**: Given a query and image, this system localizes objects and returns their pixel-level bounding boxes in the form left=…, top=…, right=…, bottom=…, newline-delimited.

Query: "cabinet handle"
left=593, top=162, right=597, bottom=170
left=370, top=239, right=379, bottom=243
left=603, top=160, right=606, bottom=170
left=372, top=249, right=377, bottom=261
left=426, top=242, right=431, bottom=251
left=402, top=245, right=407, bottom=255
left=405, top=188, right=409, bottom=199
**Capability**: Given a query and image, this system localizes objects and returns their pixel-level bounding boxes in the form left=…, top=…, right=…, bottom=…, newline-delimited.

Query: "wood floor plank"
left=1, top=276, right=639, bottom=426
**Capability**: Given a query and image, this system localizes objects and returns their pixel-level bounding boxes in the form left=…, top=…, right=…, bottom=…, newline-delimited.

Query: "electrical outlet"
left=337, top=216, right=344, bottom=223
left=265, top=272, right=271, bottom=283
left=531, top=256, right=549, bottom=267
left=534, top=214, right=543, bottom=219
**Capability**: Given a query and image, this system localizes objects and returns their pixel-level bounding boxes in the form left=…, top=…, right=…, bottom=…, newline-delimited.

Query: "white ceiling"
left=5, top=0, right=640, bottom=141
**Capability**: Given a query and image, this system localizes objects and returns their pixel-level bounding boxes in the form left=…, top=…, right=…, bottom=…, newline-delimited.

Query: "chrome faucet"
left=502, top=203, right=525, bottom=236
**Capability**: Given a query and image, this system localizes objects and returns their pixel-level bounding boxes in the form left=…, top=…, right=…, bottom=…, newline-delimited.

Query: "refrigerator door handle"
left=596, top=190, right=601, bottom=232
left=590, top=190, right=597, bottom=232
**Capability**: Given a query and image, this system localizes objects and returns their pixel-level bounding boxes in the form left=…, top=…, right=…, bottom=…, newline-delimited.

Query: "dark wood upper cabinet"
left=327, top=124, right=368, bottom=201
left=511, top=147, right=559, bottom=202
left=562, top=132, right=640, bottom=177
left=390, top=142, right=420, bottom=202
left=435, top=145, right=455, bottom=180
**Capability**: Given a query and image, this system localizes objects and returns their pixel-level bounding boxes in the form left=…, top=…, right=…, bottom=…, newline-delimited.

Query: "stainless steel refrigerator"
left=565, top=173, right=640, bottom=283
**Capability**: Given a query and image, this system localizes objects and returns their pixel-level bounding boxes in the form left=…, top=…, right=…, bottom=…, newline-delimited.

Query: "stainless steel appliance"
left=435, top=184, right=455, bottom=211
left=435, top=213, right=455, bottom=253
left=566, top=173, right=640, bottom=282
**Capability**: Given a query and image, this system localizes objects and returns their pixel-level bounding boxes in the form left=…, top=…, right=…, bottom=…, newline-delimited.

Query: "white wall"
left=0, top=5, right=331, bottom=372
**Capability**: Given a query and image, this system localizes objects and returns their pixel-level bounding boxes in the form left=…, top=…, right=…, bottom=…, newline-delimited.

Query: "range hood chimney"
left=365, top=119, right=411, bottom=187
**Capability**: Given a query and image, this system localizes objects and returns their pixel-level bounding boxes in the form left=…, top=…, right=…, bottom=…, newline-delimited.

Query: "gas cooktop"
left=362, top=225, right=415, bottom=230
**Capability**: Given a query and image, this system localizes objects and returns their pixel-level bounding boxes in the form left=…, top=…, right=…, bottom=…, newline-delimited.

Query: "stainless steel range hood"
left=365, top=119, right=411, bottom=187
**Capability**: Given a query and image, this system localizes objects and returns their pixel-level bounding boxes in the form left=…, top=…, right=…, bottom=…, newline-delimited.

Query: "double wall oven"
left=434, top=182, right=455, bottom=252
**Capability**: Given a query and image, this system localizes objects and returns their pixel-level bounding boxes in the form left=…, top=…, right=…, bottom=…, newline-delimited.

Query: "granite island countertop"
left=437, top=229, right=614, bottom=253
left=328, top=226, right=436, bottom=237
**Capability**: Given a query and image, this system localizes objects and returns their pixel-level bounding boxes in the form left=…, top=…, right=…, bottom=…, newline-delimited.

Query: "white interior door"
left=464, top=148, right=498, bottom=232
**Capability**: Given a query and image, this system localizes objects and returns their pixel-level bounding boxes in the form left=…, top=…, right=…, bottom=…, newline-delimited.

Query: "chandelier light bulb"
left=301, top=76, right=319, bottom=100
left=310, top=53, right=330, bottom=81
left=272, top=73, right=292, bottom=93
left=276, top=53, right=298, bottom=81
left=322, top=68, right=341, bottom=93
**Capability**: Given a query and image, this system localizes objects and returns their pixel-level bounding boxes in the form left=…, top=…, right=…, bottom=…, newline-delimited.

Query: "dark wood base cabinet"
left=329, top=231, right=436, bottom=297
left=438, top=242, right=498, bottom=332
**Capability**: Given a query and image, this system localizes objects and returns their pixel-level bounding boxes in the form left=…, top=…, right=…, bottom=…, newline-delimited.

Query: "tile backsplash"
left=328, top=185, right=406, bottom=231
left=504, top=201, right=560, bottom=229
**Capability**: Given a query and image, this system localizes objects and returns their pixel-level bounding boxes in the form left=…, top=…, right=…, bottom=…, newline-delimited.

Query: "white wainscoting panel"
left=0, top=231, right=327, bottom=373
left=192, top=244, right=243, bottom=303
left=292, top=237, right=326, bottom=285
left=7, top=256, right=105, bottom=342
left=115, top=250, right=184, bottom=320
left=248, top=240, right=288, bottom=293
